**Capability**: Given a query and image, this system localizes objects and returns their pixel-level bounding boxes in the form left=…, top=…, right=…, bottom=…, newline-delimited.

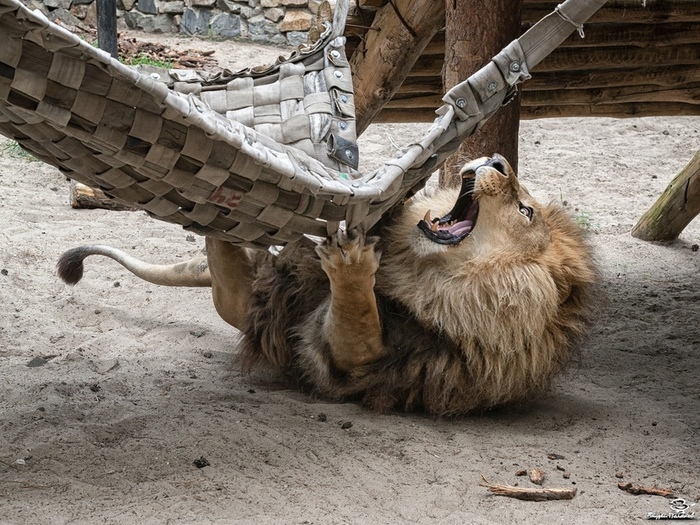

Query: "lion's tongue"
left=447, top=220, right=473, bottom=237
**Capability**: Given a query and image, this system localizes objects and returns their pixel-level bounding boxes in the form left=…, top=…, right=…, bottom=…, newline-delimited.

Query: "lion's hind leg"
left=315, top=232, right=385, bottom=374
left=205, top=238, right=255, bottom=331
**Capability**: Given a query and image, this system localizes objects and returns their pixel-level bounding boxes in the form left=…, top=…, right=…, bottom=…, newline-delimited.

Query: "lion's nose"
left=484, top=155, right=507, bottom=176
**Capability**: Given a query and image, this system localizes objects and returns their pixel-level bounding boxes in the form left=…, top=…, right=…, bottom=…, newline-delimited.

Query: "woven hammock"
left=0, top=0, right=606, bottom=249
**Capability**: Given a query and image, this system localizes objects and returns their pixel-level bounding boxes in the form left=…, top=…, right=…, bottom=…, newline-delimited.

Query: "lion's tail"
left=57, top=245, right=212, bottom=287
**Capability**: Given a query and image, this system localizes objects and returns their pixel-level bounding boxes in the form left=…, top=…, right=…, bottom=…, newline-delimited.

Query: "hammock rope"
left=0, top=0, right=607, bottom=249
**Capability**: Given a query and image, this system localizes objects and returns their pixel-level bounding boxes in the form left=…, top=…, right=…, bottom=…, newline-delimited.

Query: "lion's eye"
left=519, top=204, right=533, bottom=220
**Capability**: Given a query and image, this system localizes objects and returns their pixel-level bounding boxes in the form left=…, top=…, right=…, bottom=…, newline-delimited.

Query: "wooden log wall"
left=346, top=0, right=700, bottom=122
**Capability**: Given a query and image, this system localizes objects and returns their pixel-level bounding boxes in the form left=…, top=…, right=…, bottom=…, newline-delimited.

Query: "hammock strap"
left=442, top=0, right=605, bottom=123
left=555, top=4, right=586, bottom=38
left=352, top=0, right=606, bottom=232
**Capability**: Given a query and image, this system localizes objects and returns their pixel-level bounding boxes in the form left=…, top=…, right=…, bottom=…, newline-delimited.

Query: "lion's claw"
left=316, top=230, right=381, bottom=276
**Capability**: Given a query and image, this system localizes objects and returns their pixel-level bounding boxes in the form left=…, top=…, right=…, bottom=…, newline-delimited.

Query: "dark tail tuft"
left=56, top=247, right=90, bottom=284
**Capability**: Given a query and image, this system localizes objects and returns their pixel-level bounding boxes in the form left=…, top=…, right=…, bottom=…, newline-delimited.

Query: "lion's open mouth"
left=417, top=177, right=479, bottom=245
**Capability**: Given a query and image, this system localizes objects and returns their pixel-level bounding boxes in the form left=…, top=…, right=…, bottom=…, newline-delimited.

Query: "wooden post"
left=440, top=0, right=523, bottom=187
left=631, top=149, right=700, bottom=241
left=69, top=180, right=135, bottom=210
left=350, top=0, right=444, bottom=135
left=97, top=0, right=118, bottom=59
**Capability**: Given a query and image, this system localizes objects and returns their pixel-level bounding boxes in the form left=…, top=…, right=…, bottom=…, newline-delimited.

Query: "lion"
left=57, top=155, right=598, bottom=416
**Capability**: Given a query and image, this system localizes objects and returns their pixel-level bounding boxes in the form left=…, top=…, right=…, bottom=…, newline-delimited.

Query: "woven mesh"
left=0, top=0, right=606, bottom=249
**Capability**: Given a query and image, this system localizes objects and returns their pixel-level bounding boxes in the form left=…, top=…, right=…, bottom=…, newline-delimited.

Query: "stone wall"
left=34, top=0, right=319, bottom=47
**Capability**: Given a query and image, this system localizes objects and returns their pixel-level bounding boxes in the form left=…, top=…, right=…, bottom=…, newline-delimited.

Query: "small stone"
left=180, top=7, right=211, bottom=35
left=70, top=4, right=89, bottom=19
left=529, top=468, right=546, bottom=485
left=44, top=0, right=72, bottom=9
left=137, top=0, right=158, bottom=13
left=50, top=8, right=85, bottom=28
left=240, top=5, right=262, bottom=19
left=286, top=30, right=308, bottom=47
left=193, top=456, right=210, bottom=468
left=279, top=9, right=311, bottom=32
left=340, top=421, right=352, bottom=429
left=152, top=14, right=176, bottom=32
left=190, top=0, right=216, bottom=7
left=317, top=413, right=327, bottom=422
left=515, top=469, right=527, bottom=476
left=82, top=2, right=97, bottom=26
left=26, top=356, right=49, bottom=368
left=161, top=1, right=185, bottom=14
left=211, top=12, right=241, bottom=38
left=217, top=0, right=241, bottom=13
left=264, top=6, right=284, bottom=21
left=118, top=0, right=137, bottom=10
left=692, top=244, right=699, bottom=252
left=308, top=0, right=321, bottom=14
left=247, top=14, right=286, bottom=44
left=1, top=269, right=7, bottom=276
left=202, top=351, right=213, bottom=358
left=547, top=453, right=565, bottom=460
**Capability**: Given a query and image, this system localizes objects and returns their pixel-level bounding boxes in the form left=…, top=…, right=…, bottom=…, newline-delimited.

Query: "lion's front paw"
left=316, top=230, right=381, bottom=279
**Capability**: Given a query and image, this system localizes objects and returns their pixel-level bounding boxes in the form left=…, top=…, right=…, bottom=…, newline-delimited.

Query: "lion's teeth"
left=424, top=210, right=431, bottom=223
left=431, top=221, right=439, bottom=232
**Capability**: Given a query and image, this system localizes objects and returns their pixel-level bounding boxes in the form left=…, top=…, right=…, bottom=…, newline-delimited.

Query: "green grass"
left=573, top=210, right=600, bottom=234
left=0, top=140, right=37, bottom=161
left=559, top=191, right=599, bottom=234
left=123, top=53, right=173, bottom=69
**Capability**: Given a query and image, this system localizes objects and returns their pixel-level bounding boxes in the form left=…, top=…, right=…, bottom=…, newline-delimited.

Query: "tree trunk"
left=440, top=0, right=523, bottom=187
left=349, top=0, right=444, bottom=135
left=631, top=149, right=700, bottom=241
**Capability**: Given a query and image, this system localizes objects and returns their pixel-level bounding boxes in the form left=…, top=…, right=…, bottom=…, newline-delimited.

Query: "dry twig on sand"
left=480, top=476, right=577, bottom=501
left=617, top=482, right=675, bottom=498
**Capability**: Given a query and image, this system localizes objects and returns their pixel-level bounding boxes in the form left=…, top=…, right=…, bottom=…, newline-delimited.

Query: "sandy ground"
left=1, top=35, right=699, bottom=524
